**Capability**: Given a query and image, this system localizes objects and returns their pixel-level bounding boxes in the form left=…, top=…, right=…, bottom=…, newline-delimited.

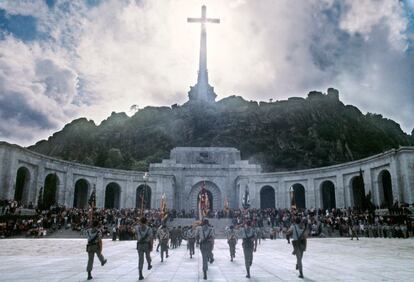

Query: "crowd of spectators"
left=1, top=198, right=413, bottom=240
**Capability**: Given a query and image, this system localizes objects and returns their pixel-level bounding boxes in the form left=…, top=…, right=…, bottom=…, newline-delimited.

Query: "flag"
left=242, top=185, right=250, bottom=209
left=198, top=181, right=210, bottom=219
left=160, top=193, right=168, bottom=221
left=224, top=197, right=229, bottom=212
left=88, top=185, right=96, bottom=208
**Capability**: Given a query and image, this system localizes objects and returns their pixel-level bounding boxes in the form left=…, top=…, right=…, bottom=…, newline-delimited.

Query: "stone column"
left=63, top=167, right=73, bottom=207
left=336, top=174, right=345, bottom=208
left=96, top=176, right=105, bottom=208
left=307, top=179, right=316, bottom=209
left=390, top=157, right=401, bottom=203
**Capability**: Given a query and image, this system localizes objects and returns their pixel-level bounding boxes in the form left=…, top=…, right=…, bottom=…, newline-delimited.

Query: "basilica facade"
left=1, top=141, right=414, bottom=211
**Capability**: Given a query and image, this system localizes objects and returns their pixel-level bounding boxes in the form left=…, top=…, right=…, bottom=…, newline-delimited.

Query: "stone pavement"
left=0, top=238, right=413, bottom=281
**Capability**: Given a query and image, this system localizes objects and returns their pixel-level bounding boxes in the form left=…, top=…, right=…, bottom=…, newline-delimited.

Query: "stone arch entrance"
left=378, top=170, right=393, bottom=208
left=136, top=185, right=151, bottom=209
left=351, top=176, right=364, bottom=208
left=260, top=186, right=275, bottom=209
left=105, top=182, right=121, bottom=209
left=291, top=183, right=306, bottom=209
left=321, top=180, right=336, bottom=210
left=189, top=181, right=222, bottom=212
left=73, top=179, right=90, bottom=208
left=43, top=173, right=59, bottom=209
left=14, top=167, right=31, bottom=204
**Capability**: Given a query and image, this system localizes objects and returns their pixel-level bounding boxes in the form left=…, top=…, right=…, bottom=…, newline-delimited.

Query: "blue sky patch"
left=0, top=9, right=38, bottom=41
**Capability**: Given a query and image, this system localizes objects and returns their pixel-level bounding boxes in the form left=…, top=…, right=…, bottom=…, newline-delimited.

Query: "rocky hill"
left=29, top=88, right=414, bottom=172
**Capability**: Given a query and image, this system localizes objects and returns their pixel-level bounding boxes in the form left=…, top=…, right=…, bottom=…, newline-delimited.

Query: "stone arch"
left=189, top=181, right=222, bottom=211
left=260, top=185, right=275, bottom=209
left=14, top=166, right=31, bottom=204
left=73, top=179, right=90, bottom=208
left=320, top=180, right=336, bottom=210
left=351, top=175, right=365, bottom=208
left=378, top=169, right=393, bottom=208
left=136, top=184, right=152, bottom=209
left=105, top=182, right=121, bottom=209
left=291, top=183, right=306, bottom=209
left=43, top=173, right=59, bottom=209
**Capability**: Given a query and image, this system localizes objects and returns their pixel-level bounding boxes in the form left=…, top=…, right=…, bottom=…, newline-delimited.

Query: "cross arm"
left=207, top=18, right=220, bottom=24
left=187, top=18, right=203, bottom=23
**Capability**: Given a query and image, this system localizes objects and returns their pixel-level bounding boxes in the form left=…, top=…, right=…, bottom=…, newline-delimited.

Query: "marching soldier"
left=136, top=217, right=153, bottom=280
left=225, top=225, right=238, bottom=262
left=287, top=217, right=308, bottom=279
left=186, top=225, right=197, bottom=259
left=86, top=220, right=107, bottom=280
left=196, top=219, right=215, bottom=280
left=157, top=224, right=170, bottom=262
left=239, top=221, right=257, bottom=278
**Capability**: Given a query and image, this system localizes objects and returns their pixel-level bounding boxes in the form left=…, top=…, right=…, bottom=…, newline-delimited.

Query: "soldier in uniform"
left=86, top=220, right=107, bottom=280
left=157, top=224, right=170, bottom=262
left=135, top=217, right=153, bottom=280
left=238, top=221, right=257, bottom=278
left=170, top=227, right=177, bottom=249
left=178, top=226, right=183, bottom=247
left=196, top=219, right=215, bottom=280
left=287, top=217, right=308, bottom=279
left=186, top=225, right=197, bottom=259
left=225, top=225, right=238, bottom=262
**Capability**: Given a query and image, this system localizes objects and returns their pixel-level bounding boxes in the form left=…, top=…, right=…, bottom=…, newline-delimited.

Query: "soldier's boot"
left=101, top=259, right=107, bottom=266
left=139, top=271, right=144, bottom=280
left=203, top=271, right=207, bottom=280
left=246, top=267, right=251, bottom=278
left=87, top=271, right=93, bottom=280
left=299, top=271, right=304, bottom=279
left=148, top=264, right=152, bottom=270
left=231, top=256, right=233, bottom=262
left=296, top=264, right=298, bottom=270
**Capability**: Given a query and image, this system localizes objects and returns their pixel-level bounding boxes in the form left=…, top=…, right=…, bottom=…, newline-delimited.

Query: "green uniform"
left=239, top=227, right=257, bottom=277
left=225, top=228, right=238, bottom=261
left=157, top=226, right=169, bottom=262
left=86, top=228, right=106, bottom=273
left=186, top=228, right=197, bottom=258
left=136, top=224, right=153, bottom=277
left=196, top=225, right=215, bottom=274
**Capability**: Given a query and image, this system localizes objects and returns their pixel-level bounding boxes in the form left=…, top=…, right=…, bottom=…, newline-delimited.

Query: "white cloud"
left=0, top=0, right=412, bottom=146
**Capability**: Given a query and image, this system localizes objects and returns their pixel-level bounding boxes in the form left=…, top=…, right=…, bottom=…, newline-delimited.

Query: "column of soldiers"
left=85, top=214, right=309, bottom=280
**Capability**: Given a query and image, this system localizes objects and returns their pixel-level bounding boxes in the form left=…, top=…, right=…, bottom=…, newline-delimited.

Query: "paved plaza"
left=0, top=238, right=413, bottom=281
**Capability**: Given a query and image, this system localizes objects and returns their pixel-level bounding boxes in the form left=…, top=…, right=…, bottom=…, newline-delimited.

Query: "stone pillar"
left=390, top=157, right=401, bottom=203
left=96, top=176, right=105, bottom=208
left=63, top=168, right=73, bottom=207
left=307, top=179, right=316, bottom=209
left=336, top=174, right=345, bottom=208
left=125, top=177, right=134, bottom=208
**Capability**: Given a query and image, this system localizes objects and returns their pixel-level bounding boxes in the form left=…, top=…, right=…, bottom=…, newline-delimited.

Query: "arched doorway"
left=14, top=167, right=30, bottom=204
left=260, top=186, right=275, bottom=209
left=105, top=182, right=121, bottom=209
left=189, top=181, right=222, bottom=212
left=351, top=176, right=365, bottom=208
left=378, top=170, right=393, bottom=208
left=291, top=184, right=306, bottom=209
left=321, top=181, right=336, bottom=210
left=73, top=179, right=90, bottom=208
left=43, top=174, right=59, bottom=209
left=136, top=185, right=151, bottom=209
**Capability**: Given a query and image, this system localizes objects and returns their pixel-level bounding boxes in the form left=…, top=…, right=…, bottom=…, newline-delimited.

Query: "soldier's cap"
left=230, top=225, right=234, bottom=229
left=202, top=219, right=209, bottom=225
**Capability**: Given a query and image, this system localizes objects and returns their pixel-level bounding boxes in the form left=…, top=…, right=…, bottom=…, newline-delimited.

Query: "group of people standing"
left=85, top=214, right=310, bottom=280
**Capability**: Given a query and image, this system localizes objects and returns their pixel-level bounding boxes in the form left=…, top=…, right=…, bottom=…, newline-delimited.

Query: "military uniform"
left=186, top=227, right=197, bottom=258
left=157, top=226, right=170, bottom=262
left=239, top=225, right=257, bottom=278
left=136, top=223, right=153, bottom=280
left=86, top=227, right=107, bottom=280
left=288, top=222, right=307, bottom=279
left=196, top=221, right=215, bottom=280
left=225, top=227, right=238, bottom=261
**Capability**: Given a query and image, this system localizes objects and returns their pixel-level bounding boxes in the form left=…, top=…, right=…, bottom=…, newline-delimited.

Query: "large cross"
left=187, top=5, right=220, bottom=89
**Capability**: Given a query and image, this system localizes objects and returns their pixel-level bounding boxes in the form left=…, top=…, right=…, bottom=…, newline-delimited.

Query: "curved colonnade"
left=0, top=142, right=413, bottom=210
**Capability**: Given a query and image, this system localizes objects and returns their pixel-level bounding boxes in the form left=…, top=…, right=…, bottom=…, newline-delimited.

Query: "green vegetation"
left=30, top=89, right=414, bottom=172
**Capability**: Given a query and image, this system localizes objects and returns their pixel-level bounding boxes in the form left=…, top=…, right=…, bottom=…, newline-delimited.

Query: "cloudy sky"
left=0, top=0, right=413, bottom=146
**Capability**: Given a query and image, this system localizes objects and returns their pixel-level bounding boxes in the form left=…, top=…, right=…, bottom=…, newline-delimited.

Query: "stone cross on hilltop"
left=187, top=5, right=220, bottom=103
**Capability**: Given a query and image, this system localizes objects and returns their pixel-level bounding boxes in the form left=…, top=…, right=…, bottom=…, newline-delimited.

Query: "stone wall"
left=1, top=141, right=413, bottom=211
